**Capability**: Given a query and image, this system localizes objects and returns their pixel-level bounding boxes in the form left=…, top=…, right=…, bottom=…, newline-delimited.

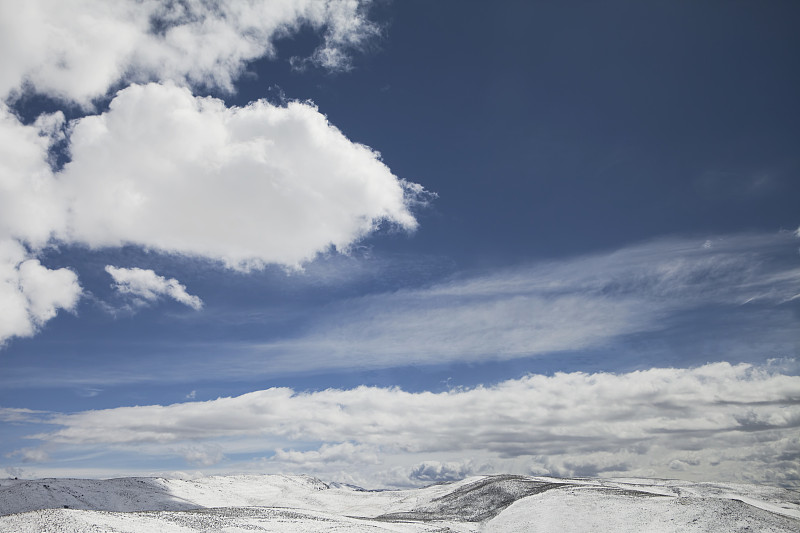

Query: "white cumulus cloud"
left=106, top=265, right=203, bottom=310
left=0, top=106, right=65, bottom=248
left=0, top=0, right=421, bottom=344
left=61, top=83, right=419, bottom=270
left=0, top=240, right=81, bottom=345
left=0, top=0, right=378, bottom=105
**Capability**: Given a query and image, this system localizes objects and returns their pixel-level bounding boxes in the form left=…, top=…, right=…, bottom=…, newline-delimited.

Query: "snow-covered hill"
left=1, top=474, right=798, bottom=532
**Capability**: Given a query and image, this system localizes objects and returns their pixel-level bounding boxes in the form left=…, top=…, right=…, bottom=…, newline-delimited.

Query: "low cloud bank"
left=12, top=361, right=800, bottom=488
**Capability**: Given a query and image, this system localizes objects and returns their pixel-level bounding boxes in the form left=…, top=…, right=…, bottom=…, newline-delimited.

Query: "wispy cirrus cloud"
left=15, top=361, right=800, bottom=488
left=232, top=231, right=800, bottom=373
left=0, top=407, right=49, bottom=424
left=0, top=232, right=800, bottom=388
left=0, top=231, right=794, bottom=387
left=6, top=447, right=49, bottom=464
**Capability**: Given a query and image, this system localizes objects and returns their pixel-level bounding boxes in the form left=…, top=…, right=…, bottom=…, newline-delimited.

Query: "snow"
left=1, top=474, right=797, bottom=532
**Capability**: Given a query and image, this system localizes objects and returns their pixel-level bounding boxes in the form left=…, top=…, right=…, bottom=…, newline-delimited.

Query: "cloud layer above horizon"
left=10, top=361, right=800, bottom=488
left=0, top=0, right=423, bottom=345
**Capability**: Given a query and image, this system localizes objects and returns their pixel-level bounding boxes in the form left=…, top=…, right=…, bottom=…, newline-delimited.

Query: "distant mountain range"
left=1, top=474, right=798, bottom=532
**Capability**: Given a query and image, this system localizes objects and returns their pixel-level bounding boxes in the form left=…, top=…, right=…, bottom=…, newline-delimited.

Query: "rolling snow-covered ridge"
left=1, top=474, right=798, bottom=532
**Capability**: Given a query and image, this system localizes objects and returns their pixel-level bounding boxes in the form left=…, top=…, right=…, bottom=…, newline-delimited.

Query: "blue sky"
left=0, top=1, right=799, bottom=488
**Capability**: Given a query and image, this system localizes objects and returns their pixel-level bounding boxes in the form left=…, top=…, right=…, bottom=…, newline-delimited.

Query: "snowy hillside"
left=1, top=474, right=798, bottom=532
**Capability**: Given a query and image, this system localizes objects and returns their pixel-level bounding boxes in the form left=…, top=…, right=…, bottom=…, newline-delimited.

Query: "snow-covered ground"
left=1, top=474, right=798, bottom=532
